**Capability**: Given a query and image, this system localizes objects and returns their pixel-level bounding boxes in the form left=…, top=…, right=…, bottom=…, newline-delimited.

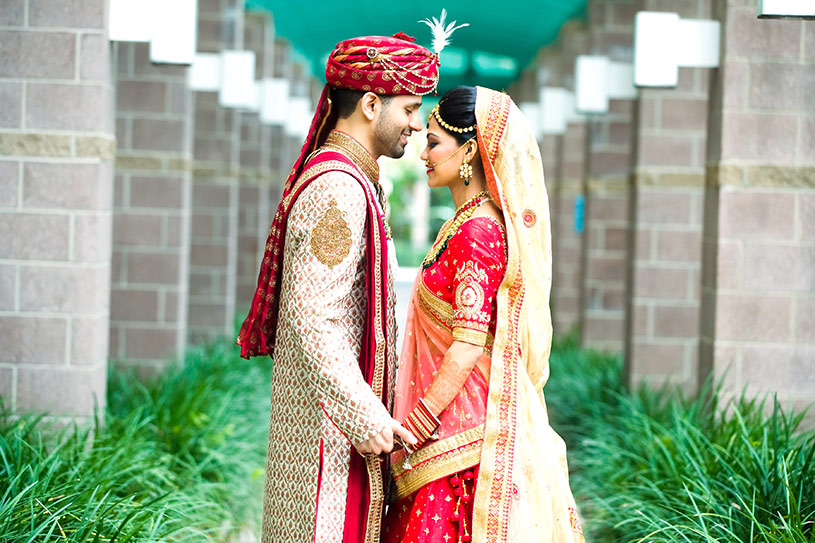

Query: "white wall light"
left=260, top=79, right=291, bottom=125
left=188, top=53, right=221, bottom=92
left=575, top=55, right=610, bottom=114
left=758, top=0, right=815, bottom=18
left=541, top=87, right=569, bottom=135
left=519, top=102, right=542, bottom=140
left=219, top=50, right=257, bottom=109
left=109, top=0, right=152, bottom=42
left=608, top=61, right=638, bottom=99
left=634, top=11, right=720, bottom=87
left=150, top=0, right=197, bottom=65
left=286, top=97, right=313, bottom=138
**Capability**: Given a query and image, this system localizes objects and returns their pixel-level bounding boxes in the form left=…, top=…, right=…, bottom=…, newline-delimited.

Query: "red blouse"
left=418, top=216, right=507, bottom=347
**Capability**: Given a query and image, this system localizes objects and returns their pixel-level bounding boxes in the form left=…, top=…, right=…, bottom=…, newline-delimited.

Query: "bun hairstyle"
left=434, top=86, right=477, bottom=144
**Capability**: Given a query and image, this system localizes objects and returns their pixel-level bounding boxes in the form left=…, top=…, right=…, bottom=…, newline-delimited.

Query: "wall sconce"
left=109, top=0, right=197, bottom=65
left=575, top=56, right=638, bottom=114
left=758, top=0, right=815, bottom=18
left=188, top=53, right=221, bottom=92
left=260, top=79, right=291, bottom=126
left=219, top=50, right=257, bottom=109
left=634, top=11, right=720, bottom=87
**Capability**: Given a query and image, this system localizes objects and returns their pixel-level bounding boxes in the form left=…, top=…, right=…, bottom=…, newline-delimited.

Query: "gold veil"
left=471, top=87, right=584, bottom=543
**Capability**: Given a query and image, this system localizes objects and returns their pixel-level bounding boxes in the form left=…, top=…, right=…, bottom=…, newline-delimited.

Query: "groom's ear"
left=358, top=92, right=379, bottom=122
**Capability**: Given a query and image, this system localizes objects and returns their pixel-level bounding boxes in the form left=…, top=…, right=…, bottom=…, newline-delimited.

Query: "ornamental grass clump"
left=546, top=334, right=815, bottom=543
left=0, top=339, right=271, bottom=542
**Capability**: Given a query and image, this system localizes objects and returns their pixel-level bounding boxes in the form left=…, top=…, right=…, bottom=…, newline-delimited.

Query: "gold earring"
left=459, top=159, right=473, bottom=186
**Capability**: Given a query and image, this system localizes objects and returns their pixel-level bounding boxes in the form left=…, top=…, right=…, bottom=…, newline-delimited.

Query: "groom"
left=237, top=33, right=439, bottom=543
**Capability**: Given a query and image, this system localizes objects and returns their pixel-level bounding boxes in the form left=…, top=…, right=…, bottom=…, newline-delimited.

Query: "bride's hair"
left=435, top=86, right=477, bottom=144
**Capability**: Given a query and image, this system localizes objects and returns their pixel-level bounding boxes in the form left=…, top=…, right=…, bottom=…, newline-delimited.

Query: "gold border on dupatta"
left=391, top=424, right=485, bottom=500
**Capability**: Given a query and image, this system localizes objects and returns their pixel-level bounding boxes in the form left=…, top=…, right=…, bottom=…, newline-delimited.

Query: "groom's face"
left=374, top=95, right=423, bottom=159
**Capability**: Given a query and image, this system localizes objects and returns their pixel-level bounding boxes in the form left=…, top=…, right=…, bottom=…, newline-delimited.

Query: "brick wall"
left=627, top=0, right=712, bottom=390
left=701, top=1, right=815, bottom=415
left=110, top=42, right=193, bottom=373
left=582, top=0, right=637, bottom=351
left=0, top=0, right=114, bottom=418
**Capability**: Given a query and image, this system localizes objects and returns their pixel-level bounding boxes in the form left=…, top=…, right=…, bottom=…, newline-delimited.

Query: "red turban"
left=326, top=33, right=439, bottom=96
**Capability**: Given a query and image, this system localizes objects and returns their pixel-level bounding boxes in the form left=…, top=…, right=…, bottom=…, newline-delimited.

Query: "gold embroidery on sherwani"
left=262, top=171, right=391, bottom=543
left=310, top=199, right=352, bottom=268
left=323, top=130, right=380, bottom=184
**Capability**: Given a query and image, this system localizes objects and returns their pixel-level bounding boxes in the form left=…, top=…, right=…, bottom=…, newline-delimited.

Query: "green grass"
left=3, top=332, right=813, bottom=542
left=0, top=340, right=271, bottom=542
left=546, top=334, right=815, bottom=543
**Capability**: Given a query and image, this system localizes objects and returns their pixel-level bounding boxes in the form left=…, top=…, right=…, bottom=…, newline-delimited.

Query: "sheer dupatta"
left=471, top=87, right=584, bottom=543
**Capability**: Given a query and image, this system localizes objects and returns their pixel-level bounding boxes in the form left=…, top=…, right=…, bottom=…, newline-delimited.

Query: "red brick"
left=73, top=213, right=112, bottom=263
left=0, top=0, right=25, bottom=25
left=188, top=303, right=229, bottom=327
left=656, top=230, right=702, bottom=262
left=639, top=191, right=691, bottom=224
left=19, top=264, right=109, bottom=313
left=632, top=341, right=686, bottom=375
left=129, top=175, right=186, bottom=208
left=640, top=135, right=695, bottom=167
left=0, top=82, right=22, bottom=129
left=719, top=190, right=795, bottom=240
left=23, top=162, right=111, bottom=211
left=636, top=267, right=691, bottom=299
left=192, top=183, right=233, bottom=207
left=727, top=7, right=801, bottom=61
left=25, top=83, right=108, bottom=132
left=0, top=316, right=67, bottom=364
left=722, top=60, right=749, bottom=111
left=0, top=31, right=75, bottom=79
left=583, top=314, right=624, bottom=346
left=132, top=119, right=186, bottom=153
left=70, top=316, right=109, bottom=365
left=127, top=252, right=181, bottom=285
left=17, top=365, right=107, bottom=417
left=110, top=288, right=159, bottom=322
left=191, top=243, right=229, bottom=267
left=0, top=213, right=70, bottom=260
left=654, top=305, right=699, bottom=338
left=662, top=97, right=708, bottom=132
left=80, top=32, right=108, bottom=82
left=740, top=345, right=795, bottom=391
left=743, top=245, right=815, bottom=292
left=723, top=113, right=798, bottom=162
left=716, top=294, right=792, bottom=342
left=29, top=0, right=105, bottom=28
left=116, top=81, right=167, bottom=114
left=716, top=240, right=743, bottom=290
left=801, top=117, right=815, bottom=165
left=750, top=63, right=815, bottom=112
left=113, top=213, right=164, bottom=246
left=124, top=327, right=179, bottom=360
left=794, top=297, right=815, bottom=342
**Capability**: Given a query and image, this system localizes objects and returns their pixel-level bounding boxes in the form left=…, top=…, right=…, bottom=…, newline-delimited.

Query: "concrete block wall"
left=0, top=0, right=114, bottom=418
left=626, top=0, right=712, bottom=390
left=110, top=43, right=193, bottom=373
left=236, top=12, right=274, bottom=309
left=700, top=1, right=815, bottom=414
left=547, top=23, right=589, bottom=338
left=581, top=0, right=637, bottom=351
left=187, top=0, right=244, bottom=344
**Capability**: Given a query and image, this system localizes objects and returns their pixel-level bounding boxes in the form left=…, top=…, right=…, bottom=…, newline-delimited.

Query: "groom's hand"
left=354, top=418, right=418, bottom=455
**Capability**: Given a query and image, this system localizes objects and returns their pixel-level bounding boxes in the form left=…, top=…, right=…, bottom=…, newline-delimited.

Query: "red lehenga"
left=385, top=87, right=585, bottom=543
left=384, top=216, right=506, bottom=543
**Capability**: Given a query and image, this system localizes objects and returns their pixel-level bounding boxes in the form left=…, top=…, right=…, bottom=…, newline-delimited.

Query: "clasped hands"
left=354, top=417, right=418, bottom=456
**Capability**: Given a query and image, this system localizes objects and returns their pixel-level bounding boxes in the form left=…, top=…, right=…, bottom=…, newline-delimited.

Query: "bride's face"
left=420, top=117, right=468, bottom=189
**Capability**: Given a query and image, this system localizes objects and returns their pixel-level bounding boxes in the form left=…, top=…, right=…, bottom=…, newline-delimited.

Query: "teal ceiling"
left=246, top=1, right=586, bottom=92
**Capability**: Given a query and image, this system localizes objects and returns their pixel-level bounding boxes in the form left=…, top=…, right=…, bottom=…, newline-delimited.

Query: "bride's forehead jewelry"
left=429, top=104, right=476, bottom=134
left=425, top=137, right=475, bottom=167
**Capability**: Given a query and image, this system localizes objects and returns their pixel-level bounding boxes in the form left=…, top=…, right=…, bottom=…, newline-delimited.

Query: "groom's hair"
left=332, top=88, right=393, bottom=119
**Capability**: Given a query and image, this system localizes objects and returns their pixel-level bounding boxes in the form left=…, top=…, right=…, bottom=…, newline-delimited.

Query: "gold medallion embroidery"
left=310, top=199, right=352, bottom=269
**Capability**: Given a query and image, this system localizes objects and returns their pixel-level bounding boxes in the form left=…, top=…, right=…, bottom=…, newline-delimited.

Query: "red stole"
left=238, top=149, right=392, bottom=543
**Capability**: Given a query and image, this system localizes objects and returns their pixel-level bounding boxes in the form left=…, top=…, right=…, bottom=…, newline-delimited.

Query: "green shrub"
left=0, top=339, right=271, bottom=542
left=547, top=335, right=815, bottom=543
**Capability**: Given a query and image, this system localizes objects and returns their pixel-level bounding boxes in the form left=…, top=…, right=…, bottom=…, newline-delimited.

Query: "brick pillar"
left=700, top=4, right=815, bottom=413
left=581, top=0, right=637, bottom=351
left=547, top=23, right=590, bottom=338
left=626, top=0, right=712, bottom=389
left=0, top=0, right=114, bottom=418
left=236, top=12, right=274, bottom=309
left=188, top=0, right=243, bottom=344
left=110, top=43, right=193, bottom=373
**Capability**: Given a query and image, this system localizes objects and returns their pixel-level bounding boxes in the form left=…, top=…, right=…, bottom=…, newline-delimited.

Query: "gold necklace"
left=422, top=191, right=490, bottom=269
